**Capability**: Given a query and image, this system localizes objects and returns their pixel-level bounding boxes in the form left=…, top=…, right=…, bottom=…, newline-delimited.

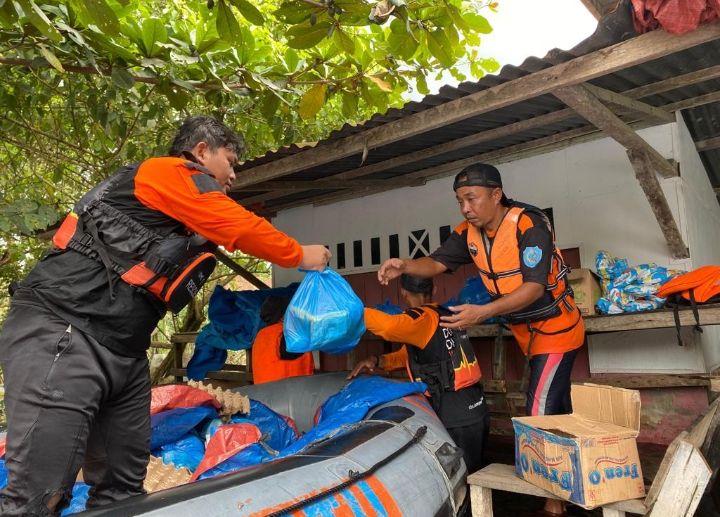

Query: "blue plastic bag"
left=150, top=406, right=218, bottom=450
left=229, top=399, right=299, bottom=451
left=157, top=434, right=206, bottom=472
left=284, top=269, right=366, bottom=354
left=0, top=459, right=6, bottom=490
left=197, top=443, right=274, bottom=480
left=60, top=483, right=90, bottom=516
left=373, top=299, right=403, bottom=315
left=279, top=376, right=427, bottom=457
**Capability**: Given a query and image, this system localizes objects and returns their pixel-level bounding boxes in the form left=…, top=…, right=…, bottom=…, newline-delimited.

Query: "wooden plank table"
left=468, top=463, right=647, bottom=517
left=467, top=303, right=720, bottom=337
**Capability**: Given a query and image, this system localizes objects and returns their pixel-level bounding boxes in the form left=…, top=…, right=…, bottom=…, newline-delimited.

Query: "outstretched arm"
left=377, top=257, right=447, bottom=285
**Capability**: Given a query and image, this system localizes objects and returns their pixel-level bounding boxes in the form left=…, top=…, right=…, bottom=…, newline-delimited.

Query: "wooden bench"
left=467, top=463, right=647, bottom=517
left=468, top=398, right=719, bottom=516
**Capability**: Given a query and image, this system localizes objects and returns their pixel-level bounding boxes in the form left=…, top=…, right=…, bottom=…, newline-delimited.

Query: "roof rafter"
left=232, top=23, right=720, bottom=190
left=552, top=83, right=677, bottom=178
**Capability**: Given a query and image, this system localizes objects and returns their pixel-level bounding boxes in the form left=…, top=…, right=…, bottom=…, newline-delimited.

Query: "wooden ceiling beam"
left=232, top=23, right=720, bottom=189
left=623, top=64, right=720, bottom=100
left=243, top=178, right=426, bottom=192
left=627, top=149, right=689, bottom=259
left=584, top=84, right=675, bottom=124
left=256, top=86, right=716, bottom=212
left=696, top=136, right=720, bottom=152
left=235, top=65, right=720, bottom=205
left=553, top=84, right=677, bottom=178
left=266, top=118, right=655, bottom=213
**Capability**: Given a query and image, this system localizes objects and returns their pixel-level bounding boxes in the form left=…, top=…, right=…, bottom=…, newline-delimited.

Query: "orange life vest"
left=52, top=158, right=218, bottom=313
left=251, top=323, right=314, bottom=385
left=656, top=265, right=720, bottom=346
left=465, top=205, right=583, bottom=355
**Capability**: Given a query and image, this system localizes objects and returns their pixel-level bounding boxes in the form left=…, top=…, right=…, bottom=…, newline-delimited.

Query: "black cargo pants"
left=0, top=289, right=150, bottom=515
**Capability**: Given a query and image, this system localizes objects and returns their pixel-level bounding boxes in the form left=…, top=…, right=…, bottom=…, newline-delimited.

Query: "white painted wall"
left=272, top=122, right=719, bottom=373
left=675, top=116, right=720, bottom=371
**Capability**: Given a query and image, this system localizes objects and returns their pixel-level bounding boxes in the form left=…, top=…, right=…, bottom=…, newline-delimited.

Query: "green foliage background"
left=0, top=0, right=498, bottom=335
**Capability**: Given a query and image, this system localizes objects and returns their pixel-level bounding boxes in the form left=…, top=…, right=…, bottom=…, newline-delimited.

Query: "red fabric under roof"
left=631, top=0, right=720, bottom=33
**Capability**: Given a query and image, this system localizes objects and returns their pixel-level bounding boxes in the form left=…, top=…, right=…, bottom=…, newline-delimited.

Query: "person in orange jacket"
left=252, top=296, right=314, bottom=385
left=349, top=274, right=489, bottom=476
left=378, top=164, right=585, bottom=517
left=0, top=116, right=330, bottom=516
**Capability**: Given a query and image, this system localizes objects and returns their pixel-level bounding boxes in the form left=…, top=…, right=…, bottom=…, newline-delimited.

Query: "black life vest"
left=406, top=305, right=481, bottom=400
left=52, top=160, right=217, bottom=313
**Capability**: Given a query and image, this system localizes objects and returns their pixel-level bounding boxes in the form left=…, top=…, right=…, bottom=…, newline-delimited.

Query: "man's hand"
left=440, top=304, right=494, bottom=329
left=377, top=258, right=406, bottom=285
left=299, top=245, right=331, bottom=271
left=347, top=356, right=380, bottom=379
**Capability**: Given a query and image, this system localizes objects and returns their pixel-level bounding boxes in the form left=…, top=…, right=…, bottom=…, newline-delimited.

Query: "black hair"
left=400, top=274, right=434, bottom=295
left=169, top=115, right=245, bottom=157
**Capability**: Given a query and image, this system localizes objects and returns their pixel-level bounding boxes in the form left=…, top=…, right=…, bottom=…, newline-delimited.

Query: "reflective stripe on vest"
left=406, top=305, right=481, bottom=394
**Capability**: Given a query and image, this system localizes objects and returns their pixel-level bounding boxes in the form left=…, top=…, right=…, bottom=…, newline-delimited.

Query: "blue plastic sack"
left=60, top=482, right=90, bottom=516
left=186, top=339, right=227, bottom=381
left=373, top=299, right=403, bottom=315
left=284, top=269, right=366, bottom=354
left=229, top=399, right=299, bottom=451
left=157, top=434, right=206, bottom=472
left=150, top=406, right=218, bottom=450
left=197, top=443, right=274, bottom=480
left=279, top=376, right=427, bottom=457
left=0, top=459, right=6, bottom=490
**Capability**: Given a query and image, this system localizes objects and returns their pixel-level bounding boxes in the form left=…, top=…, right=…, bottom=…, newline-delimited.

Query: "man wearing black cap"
left=378, top=163, right=585, bottom=516
left=348, top=274, right=489, bottom=480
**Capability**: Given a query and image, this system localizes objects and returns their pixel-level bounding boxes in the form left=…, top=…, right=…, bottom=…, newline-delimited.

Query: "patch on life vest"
left=468, top=242, right=478, bottom=257
left=522, top=246, right=543, bottom=268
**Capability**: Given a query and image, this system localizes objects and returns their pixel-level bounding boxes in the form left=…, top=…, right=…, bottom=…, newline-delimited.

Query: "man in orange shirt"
left=0, top=116, right=330, bottom=516
left=252, top=296, right=314, bottom=384
left=349, top=274, right=489, bottom=477
left=378, top=164, right=584, bottom=516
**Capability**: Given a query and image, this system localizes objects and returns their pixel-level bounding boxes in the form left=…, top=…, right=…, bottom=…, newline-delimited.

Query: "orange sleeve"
left=134, top=158, right=303, bottom=268
left=381, top=345, right=408, bottom=371
left=363, top=307, right=438, bottom=349
left=518, top=213, right=535, bottom=235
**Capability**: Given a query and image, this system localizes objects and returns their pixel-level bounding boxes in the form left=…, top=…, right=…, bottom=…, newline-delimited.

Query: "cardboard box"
left=512, top=384, right=645, bottom=509
left=568, top=268, right=602, bottom=316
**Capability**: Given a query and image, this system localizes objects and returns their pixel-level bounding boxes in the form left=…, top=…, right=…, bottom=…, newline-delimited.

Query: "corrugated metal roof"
left=232, top=3, right=720, bottom=212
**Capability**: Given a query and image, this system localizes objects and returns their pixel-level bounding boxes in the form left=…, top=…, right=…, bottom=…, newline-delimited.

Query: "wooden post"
left=627, top=149, right=689, bottom=259
left=470, top=485, right=493, bottom=517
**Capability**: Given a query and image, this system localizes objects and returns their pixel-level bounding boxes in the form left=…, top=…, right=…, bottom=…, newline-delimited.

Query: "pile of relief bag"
left=2, top=376, right=426, bottom=514
left=595, top=250, right=683, bottom=314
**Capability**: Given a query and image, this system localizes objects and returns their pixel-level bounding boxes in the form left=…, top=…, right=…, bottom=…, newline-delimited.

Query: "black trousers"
left=447, top=412, right=490, bottom=476
left=0, top=290, right=150, bottom=516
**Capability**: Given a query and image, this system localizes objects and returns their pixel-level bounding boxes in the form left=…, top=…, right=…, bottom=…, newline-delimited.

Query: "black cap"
left=453, top=163, right=503, bottom=190
left=400, top=274, right=433, bottom=295
left=453, top=163, right=510, bottom=205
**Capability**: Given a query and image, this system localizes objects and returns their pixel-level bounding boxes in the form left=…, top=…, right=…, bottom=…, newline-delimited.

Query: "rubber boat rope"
left=265, top=424, right=428, bottom=517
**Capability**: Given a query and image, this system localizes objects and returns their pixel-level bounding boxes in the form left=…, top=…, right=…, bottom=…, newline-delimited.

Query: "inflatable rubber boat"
left=82, top=372, right=468, bottom=516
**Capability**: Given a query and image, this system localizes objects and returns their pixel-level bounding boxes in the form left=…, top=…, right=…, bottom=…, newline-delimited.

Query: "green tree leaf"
left=332, top=27, right=355, bottom=54
left=261, top=92, right=281, bottom=121
left=426, top=29, right=454, bottom=68
left=15, top=0, right=64, bottom=43
left=141, top=18, right=167, bottom=58
left=216, top=0, right=241, bottom=43
left=274, top=1, right=313, bottom=24
left=111, top=67, right=135, bottom=89
left=298, top=84, right=326, bottom=119
left=38, top=44, right=65, bottom=73
left=463, top=13, right=492, bottom=34
left=287, top=21, right=331, bottom=49
left=229, top=0, right=264, bottom=25
left=341, top=90, right=358, bottom=119
left=82, top=0, right=121, bottom=36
